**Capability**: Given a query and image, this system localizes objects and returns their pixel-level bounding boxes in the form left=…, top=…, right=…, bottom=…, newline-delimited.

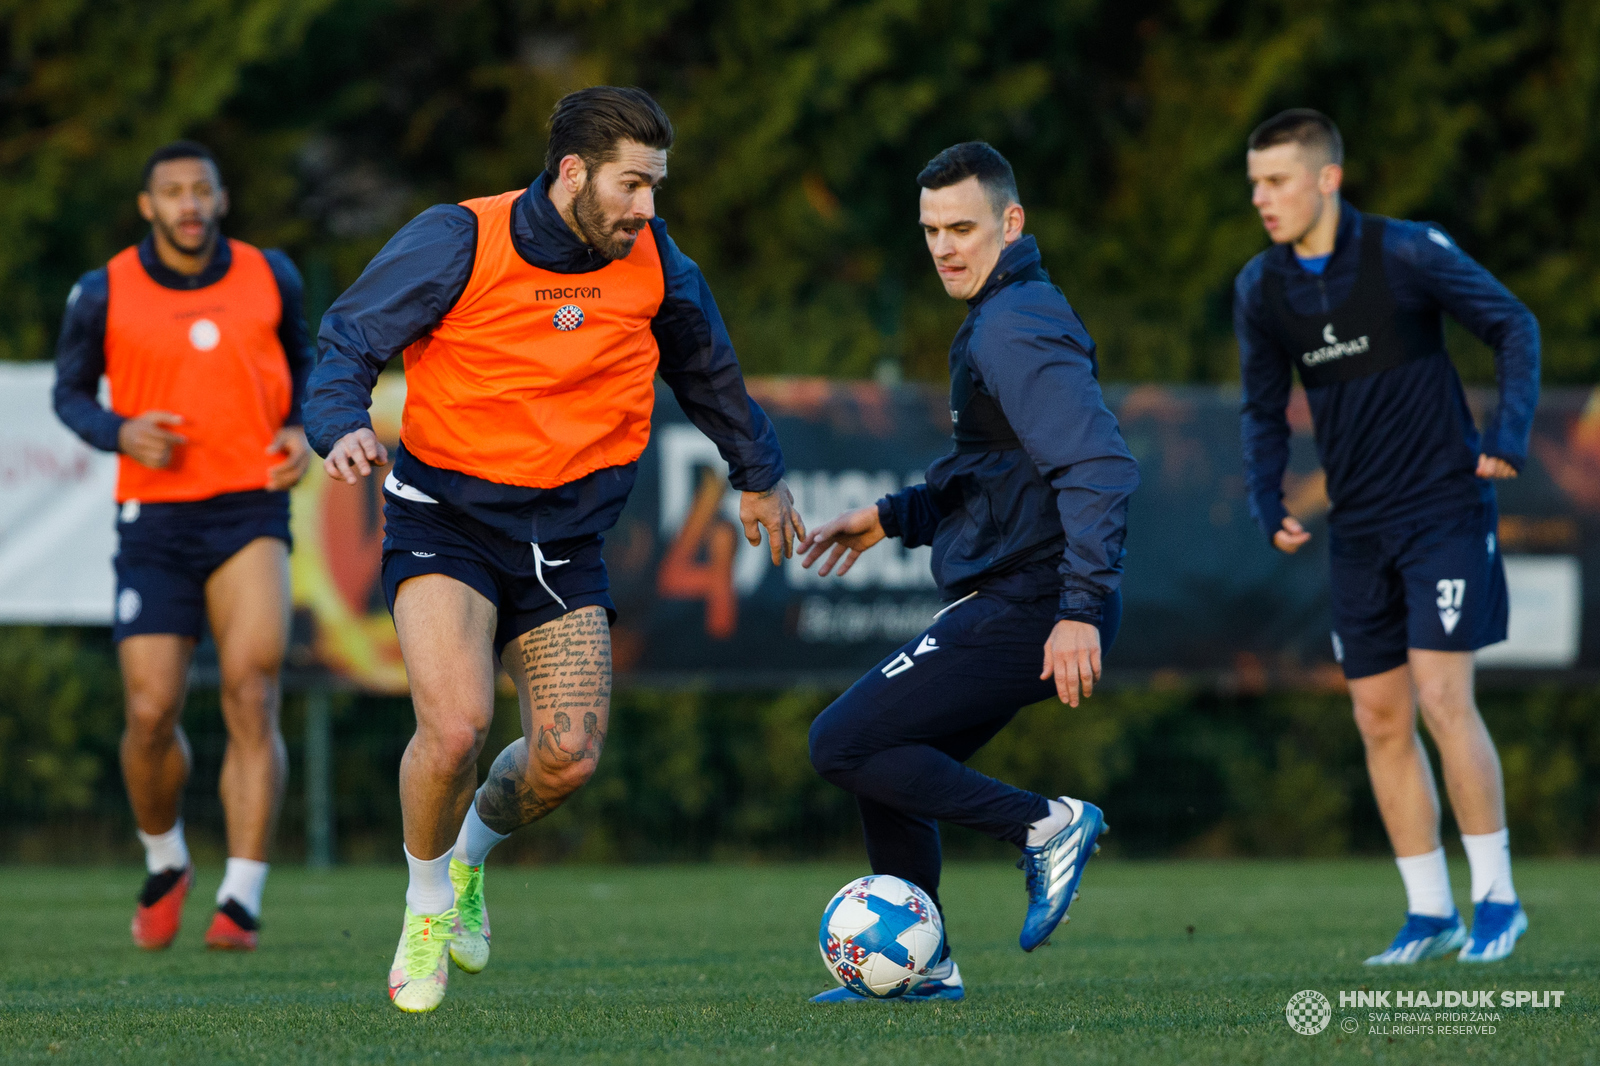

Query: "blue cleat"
left=1018, top=798, right=1105, bottom=952
left=811, top=960, right=965, bottom=1003
left=1458, top=899, right=1527, bottom=963
left=1363, top=911, right=1467, bottom=965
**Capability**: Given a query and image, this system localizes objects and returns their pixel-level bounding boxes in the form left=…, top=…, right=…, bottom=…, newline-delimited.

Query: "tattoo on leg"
left=537, top=710, right=602, bottom=763
left=475, top=739, right=554, bottom=833
left=475, top=608, right=611, bottom=835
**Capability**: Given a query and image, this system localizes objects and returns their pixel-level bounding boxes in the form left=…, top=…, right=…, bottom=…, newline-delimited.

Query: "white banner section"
left=0, top=363, right=117, bottom=622
left=1477, top=555, right=1583, bottom=668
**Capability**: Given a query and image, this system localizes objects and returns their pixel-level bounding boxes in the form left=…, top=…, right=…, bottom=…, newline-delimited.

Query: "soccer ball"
left=818, top=874, right=943, bottom=998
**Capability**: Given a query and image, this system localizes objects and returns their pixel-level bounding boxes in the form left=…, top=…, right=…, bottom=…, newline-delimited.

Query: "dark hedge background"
left=4, top=627, right=1596, bottom=862
left=5, top=0, right=1599, bottom=383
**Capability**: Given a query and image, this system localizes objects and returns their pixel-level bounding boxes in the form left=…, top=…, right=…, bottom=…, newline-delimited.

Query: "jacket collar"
left=1273, top=200, right=1362, bottom=275
left=967, top=235, right=1042, bottom=309
left=513, top=172, right=623, bottom=274
left=137, top=233, right=232, bottom=290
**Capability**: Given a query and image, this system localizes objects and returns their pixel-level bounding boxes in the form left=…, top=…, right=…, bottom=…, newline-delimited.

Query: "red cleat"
left=204, top=898, right=260, bottom=951
left=132, top=865, right=193, bottom=950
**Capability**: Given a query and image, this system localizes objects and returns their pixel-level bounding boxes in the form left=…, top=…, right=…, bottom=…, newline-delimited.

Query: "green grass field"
left=1, top=860, right=1594, bottom=1065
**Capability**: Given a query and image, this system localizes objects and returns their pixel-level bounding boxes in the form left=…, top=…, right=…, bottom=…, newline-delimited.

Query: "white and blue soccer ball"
left=819, top=874, right=943, bottom=998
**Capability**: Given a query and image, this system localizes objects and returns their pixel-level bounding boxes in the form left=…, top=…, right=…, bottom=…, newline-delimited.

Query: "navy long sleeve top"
left=876, top=237, right=1139, bottom=624
left=53, top=236, right=313, bottom=452
left=304, top=173, right=785, bottom=544
left=1235, top=204, right=1540, bottom=540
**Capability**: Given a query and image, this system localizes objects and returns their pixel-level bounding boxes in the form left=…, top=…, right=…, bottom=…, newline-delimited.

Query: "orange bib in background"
left=104, top=240, right=291, bottom=504
left=400, top=189, right=666, bottom=488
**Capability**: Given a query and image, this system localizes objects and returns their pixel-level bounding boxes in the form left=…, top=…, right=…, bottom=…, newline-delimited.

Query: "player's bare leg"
left=1348, top=664, right=1441, bottom=858
left=119, top=633, right=197, bottom=948
left=395, top=576, right=498, bottom=858
left=444, top=606, right=612, bottom=975
left=202, top=536, right=291, bottom=947
left=120, top=636, right=196, bottom=837
left=480, top=605, right=611, bottom=834
left=1410, top=648, right=1522, bottom=960
left=1409, top=650, right=1504, bottom=835
left=387, top=574, right=497, bottom=1011
left=1350, top=663, right=1465, bottom=963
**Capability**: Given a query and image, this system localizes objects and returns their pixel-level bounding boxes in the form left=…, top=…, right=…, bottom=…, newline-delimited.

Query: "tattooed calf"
left=474, top=606, right=612, bottom=834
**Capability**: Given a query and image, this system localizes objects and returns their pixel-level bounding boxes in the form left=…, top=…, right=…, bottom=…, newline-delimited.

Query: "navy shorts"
left=1328, top=503, right=1508, bottom=680
left=379, top=488, right=615, bottom=658
left=112, top=490, right=292, bottom=643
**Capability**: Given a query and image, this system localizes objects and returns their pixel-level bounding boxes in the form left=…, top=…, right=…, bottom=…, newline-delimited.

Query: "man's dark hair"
left=141, top=140, right=221, bottom=189
left=545, top=86, right=674, bottom=177
left=916, top=142, right=1020, bottom=215
left=1247, top=109, right=1344, bottom=166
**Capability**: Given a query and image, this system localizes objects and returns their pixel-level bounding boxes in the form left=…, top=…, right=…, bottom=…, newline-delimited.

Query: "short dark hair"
left=141, top=140, right=221, bottom=189
left=916, top=142, right=1020, bottom=216
left=544, top=86, right=674, bottom=177
left=1247, top=109, right=1344, bottom=166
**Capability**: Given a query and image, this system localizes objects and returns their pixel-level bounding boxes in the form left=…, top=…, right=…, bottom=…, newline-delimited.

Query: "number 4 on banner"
left=657, top=468, right=738, bottom=639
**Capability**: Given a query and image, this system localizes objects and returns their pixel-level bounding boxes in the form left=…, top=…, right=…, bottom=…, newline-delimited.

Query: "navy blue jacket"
left=876, top=237, right=1139, bottom=625
left=54, top=236, right=313, bottom=452
left=1236, top=205, right=1540, bottom=540
left=305, top=173, right=785, bottom=544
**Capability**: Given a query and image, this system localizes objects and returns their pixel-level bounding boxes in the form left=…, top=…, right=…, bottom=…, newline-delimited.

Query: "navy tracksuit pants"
left=808, top=589, right=1121, bottom=928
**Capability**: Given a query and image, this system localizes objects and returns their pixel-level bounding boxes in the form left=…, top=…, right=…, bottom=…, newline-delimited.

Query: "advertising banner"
left=4, top=363, right=1595, bottom=690
left=0, top=365, right=118, bottom=622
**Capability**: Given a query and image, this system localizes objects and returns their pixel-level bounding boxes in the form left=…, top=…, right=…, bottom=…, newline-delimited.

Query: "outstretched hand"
left=1041, top=619, right=1101, bottom=708
left=740, top=480, right=807, bottom=565
left=323, top=427, right=389, bottom=485
left=798, top=505, right=886, bottom=577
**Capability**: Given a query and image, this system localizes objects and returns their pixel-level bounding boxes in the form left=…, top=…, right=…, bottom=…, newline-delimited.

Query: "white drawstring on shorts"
left=530, top=543, right=571, bottom=610
left=932, top=590, right=979, bottom=621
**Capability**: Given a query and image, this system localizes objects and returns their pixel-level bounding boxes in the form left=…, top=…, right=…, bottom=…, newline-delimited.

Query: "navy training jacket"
left=54, top=236, right=314, bottom=452
left=1235, top=204, right=1540, bottom=541
left=304, top=173, right=786, bottom=545
left=876, top=237, right=1139, bottom=625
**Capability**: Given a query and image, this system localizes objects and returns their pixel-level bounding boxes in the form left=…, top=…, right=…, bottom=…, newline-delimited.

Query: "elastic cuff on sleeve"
left=92, top=413, right=127, bottom=454
left=1056, top=588, right=1103, bottom=626
left=727, top=464, right=785, bottom=495
left=1485, top=450, right=1524, bottom=473
left=876, top=497, right=901, bottom=539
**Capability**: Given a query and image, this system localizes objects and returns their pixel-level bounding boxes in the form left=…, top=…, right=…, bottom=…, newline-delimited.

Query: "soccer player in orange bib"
left=53, top=141, right=314, bottom=952
left=305, top=87, right=803, bottom=1012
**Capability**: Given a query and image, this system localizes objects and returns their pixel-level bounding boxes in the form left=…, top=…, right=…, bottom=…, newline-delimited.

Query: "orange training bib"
left=104, top=239, right=291, bottom=503
left=399, top=189, right=666, bottom=488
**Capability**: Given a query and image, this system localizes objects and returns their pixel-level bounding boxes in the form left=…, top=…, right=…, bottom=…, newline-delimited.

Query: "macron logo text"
left=535, top=286, right=602, bottom=301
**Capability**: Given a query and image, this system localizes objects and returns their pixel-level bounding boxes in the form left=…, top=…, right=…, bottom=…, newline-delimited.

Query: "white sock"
left=404, top=846, right=456, bottom=915
left=1025, top=797, right=1080, bottom=848
left=217, top=858, right=270, bottom=919
left=1461, top=828, right=1517, bottom=904
left=136, top=819, right=189, bottom=875
left=1395, top=847, right=1455, bottom=918
left=453, top=802, right=509, bottom=868
left=925, top=957, right=958, bottom=982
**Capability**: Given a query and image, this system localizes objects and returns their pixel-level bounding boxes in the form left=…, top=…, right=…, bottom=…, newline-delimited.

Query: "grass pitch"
left=1, top=860, right=1595, bottom=1065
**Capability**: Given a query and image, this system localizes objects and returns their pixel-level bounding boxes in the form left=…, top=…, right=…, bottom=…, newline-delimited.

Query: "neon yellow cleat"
left=448, top=859, right=491, bottom=974
left=387, top=906, right=457, bottom=1013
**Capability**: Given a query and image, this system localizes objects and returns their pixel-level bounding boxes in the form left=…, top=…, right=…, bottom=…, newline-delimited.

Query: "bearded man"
left=305, top=86, right=802, bottom=1012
